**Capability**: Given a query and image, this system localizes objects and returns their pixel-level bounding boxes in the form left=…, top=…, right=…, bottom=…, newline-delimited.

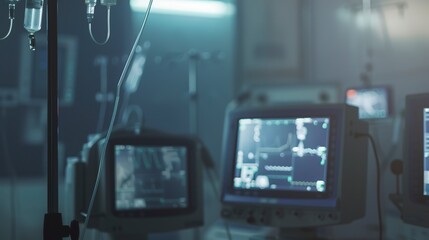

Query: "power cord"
left=356, top=133, right=383, bottom=240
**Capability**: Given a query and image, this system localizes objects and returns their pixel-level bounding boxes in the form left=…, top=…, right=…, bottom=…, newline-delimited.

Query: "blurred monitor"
left=345, top=86, right=392, bottom=119
left=220, top=104, right=369, bottom=239
left=402, top=93, right=429, bottom=227
left=66, top=130, right=203, bottom=238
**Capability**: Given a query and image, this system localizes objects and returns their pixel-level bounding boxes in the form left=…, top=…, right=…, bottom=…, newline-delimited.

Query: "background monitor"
left=66, top=129, right=203, bottom=237
left=112, top=143, right=191, bottom=216
left=345, top=86, right=392, bottom=119
left=220, top=104, right=369, bottom=236
left=402, top=93, right=429, bottom=227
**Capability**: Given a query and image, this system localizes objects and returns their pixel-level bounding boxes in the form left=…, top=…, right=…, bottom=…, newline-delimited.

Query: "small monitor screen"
left=233, top=117, right=330, bottom=193
left=346, top=87, right=391, bottom=119
left=424, top=108, right=429, bottom=196
left=114, top=145, right=188, bottom=211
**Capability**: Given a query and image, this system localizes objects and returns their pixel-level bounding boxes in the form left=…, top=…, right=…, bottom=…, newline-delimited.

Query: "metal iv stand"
left=155, top=49, right=223, bottom=134
left=43, top=0, right=79, bottom=239
left=187, top=50, right=199, bottom=135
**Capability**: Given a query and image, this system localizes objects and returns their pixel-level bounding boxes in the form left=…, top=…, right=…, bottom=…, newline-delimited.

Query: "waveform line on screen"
left=292, top=146, right=327, bottom=158
left=290, top=181, right=317, bottom=186
left=264, top=165, right=293, bottom=171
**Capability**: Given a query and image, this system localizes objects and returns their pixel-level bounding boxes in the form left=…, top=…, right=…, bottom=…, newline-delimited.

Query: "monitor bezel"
left=405, top=94, right=429, bottom=204
left=107, top=136, right=198, bottom=218
left=222, top=105, right=342, bottom=204
left=345, top=85, right=393, bottom=120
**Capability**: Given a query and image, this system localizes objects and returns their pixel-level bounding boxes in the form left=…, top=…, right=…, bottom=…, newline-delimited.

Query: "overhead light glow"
left=130, top=0, right=235, bottom=18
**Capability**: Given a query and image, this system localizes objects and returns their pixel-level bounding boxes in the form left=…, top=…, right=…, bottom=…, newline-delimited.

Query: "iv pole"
left=43, top=0, right=79, bottom=239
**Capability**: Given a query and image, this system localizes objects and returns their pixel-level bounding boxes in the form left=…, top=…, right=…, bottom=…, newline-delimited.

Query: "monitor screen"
left=424, top=108, right=429, bottom=196
left=346, top=86, right=391, bottom=119
left=233, top=117, right=330, bottom=193
left=114, top=145, right=189, bottom=211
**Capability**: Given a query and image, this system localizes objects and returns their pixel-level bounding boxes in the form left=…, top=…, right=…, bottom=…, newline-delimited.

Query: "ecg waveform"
left=233, top=117, right=330, bottom=193
left=264, top=165, right=293, bottom=171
